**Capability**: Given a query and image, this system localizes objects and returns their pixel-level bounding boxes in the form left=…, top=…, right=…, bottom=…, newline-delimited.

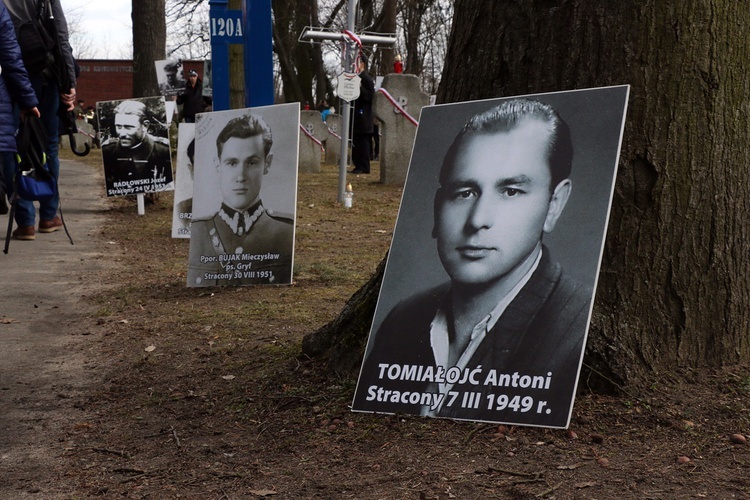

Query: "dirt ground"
left=1, top=153, right=749, bottom=499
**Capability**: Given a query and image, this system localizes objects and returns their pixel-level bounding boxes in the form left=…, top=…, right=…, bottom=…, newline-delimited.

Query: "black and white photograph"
left=172, top=123, right=195, bottom=238
left=186, top=103, right=300, bottom=287
left=97, top=96, right=174, bottom=197
left=352, top=86, right=630, bottom=428
left=155, top=59, right=186, bottom=97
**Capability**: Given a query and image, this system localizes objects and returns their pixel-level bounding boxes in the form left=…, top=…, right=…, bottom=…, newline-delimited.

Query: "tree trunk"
left=402, top=0, right=432, bottom=78
left=228, top=0, right=245, bottom=108
left=302, top=256, right=386, bottom=375
left=375, top=0, right=397, bottom=77
left=132, top=0, right=167, bottom=97
left=305, top=0, right=750, bottom=387
left=437, top=0, right=750, bottom=388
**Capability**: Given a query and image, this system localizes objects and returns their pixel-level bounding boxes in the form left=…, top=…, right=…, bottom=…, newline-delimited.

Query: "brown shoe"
left=39, top=216, right=63, bottom=233
left=12, top=225, right=35, bottom=240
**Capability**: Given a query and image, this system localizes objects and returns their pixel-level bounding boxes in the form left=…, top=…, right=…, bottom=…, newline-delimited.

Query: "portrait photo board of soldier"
left=155, top=59, right=186, bottom=97
left=186, top=103, right=300, bottom=287
left=172, top=123, right=195, bottom=238
left=97, top=96, right=174, bottom=197
left=352, top=86, right=630, bottom=428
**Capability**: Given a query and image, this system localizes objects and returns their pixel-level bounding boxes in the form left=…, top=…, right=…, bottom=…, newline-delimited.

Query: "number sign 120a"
left=210, top=12, right=244, bottom=43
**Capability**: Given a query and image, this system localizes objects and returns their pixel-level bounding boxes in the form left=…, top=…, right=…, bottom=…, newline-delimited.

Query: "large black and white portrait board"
left=172, top=123, right=195, bottom=238
left=352, top=86, right=630, bottom=428
left=186, top=103, right=300, bottom=287
left=97, top=96, right=174, bottom=197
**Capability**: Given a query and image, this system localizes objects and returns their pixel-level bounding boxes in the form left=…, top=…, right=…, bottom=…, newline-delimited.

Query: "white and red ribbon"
left=343, top=30, right=362, bottom=47
left=76, top=127, right=98, bottom=139
left=300, top=124, right=325, bottom=152
left=377, top=88, right=419, bottom=127
left=326, top=126, right=342, bottom=140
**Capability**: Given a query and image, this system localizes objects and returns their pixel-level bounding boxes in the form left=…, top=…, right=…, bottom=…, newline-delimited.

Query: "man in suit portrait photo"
left=187, top=112, right=295, bottom=287
left=352, top=92, right=630, bottom=428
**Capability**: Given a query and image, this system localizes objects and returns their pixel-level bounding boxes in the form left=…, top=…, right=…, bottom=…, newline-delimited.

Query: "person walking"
left=3, top=0, right=77, bottom=240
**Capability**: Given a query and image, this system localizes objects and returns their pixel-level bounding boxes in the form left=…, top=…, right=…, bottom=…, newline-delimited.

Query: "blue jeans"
left=2, top=75, right=61, bottom=226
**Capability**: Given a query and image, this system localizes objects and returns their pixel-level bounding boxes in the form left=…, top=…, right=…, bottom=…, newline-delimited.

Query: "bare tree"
left=166, top=0, right=211, bottom=59
left=63, top=7, right=97, bottom=59
left=132, top=0, right=167, bottom=97
left=273, top=0, right=332, bottom=105
left=393, top=0, right=452, bottom=91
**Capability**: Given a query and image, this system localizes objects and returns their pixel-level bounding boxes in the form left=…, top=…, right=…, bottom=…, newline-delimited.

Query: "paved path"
left=0, top=157, right=107, bottom=496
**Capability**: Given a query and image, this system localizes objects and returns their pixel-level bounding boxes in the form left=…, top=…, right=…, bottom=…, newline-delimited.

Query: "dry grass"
left=56, top=147, right=750, bottom=499
left=63, top=145, right=401, bottom=354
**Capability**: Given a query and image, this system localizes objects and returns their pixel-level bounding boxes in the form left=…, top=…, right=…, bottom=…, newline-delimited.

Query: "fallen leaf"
left=574, top=481, right=596, bottom=489
left=145, top=345, right=156, bottom=352
left=557, top=463, right=586, bottom=470
left=249, top=489, right=277, bottom=496
left=730, top=433, right=747, bottom=444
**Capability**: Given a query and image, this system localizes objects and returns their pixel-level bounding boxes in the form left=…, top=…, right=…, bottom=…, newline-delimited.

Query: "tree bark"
left=272, top=0, right=331, bottom=105
left=440, top=0, right=750, bottom=387
left=401, top=0, right=433, bottom=79
left=228, top=0, right=245, bottom=109
left=304, top=0, right=750, bottom=387
left=132, top=0, right=167, bottom=97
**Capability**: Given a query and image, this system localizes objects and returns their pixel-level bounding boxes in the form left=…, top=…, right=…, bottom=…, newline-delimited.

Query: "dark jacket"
left=0, top=2, right=38, bottom=152
left=176, top=78, right=210, bottom=122
left=352, top=70, right=374, bottom=135
left=4, top=0, right=76, bottom=89
left=353, top=248, right=592, bottom=428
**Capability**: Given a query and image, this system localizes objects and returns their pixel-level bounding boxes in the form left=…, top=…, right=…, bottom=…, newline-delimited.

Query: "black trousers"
left=352, top=132, right=371, bottom=173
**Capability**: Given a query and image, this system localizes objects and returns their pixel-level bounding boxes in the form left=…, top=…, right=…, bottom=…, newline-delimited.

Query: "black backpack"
left=14, top=0, right=57, bottom=76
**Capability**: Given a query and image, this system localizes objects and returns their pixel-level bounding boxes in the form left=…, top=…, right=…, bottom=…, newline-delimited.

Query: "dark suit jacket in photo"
left=353, top=247, right=592, bottom=427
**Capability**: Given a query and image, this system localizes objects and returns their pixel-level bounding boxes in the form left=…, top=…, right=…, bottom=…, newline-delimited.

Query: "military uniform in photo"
left=187, top=201, right=294, bottom=286
left=102, top=135, right=171, bottom=193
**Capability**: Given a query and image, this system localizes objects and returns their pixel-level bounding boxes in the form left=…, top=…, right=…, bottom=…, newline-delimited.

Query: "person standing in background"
left=349, top=54, right=374, bottom=174
left=3, top=0, right=77, bottom=240
left=177, top=69, right=211, bottom=123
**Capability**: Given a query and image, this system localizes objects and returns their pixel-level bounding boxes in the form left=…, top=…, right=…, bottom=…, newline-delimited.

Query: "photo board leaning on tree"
left=352, top=86, right=630, bottom=429
left=186, top=103, right=300, bottom=287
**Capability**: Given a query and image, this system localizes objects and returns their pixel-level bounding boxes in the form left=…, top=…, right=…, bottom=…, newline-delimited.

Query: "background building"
left=76, top=60, right=205, bottom=107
